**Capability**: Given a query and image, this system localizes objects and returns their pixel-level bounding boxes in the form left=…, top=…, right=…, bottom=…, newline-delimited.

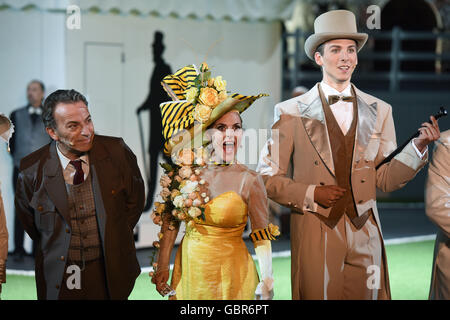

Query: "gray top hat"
left=304, top=10, right=368, bottom=60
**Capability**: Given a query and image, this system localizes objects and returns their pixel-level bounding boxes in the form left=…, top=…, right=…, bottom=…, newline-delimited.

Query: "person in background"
left=425, top=129, right=450, bottom=300
left=9, top=80, right=51, bottom=261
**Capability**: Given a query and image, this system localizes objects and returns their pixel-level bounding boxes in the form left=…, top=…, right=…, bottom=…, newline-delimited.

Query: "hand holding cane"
left=376, top=107, right=447, bottom=170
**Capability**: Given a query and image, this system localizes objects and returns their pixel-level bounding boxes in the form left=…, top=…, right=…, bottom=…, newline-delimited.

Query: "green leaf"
left=172, top=180, right=180, bottom=190
left=203, top=71, right=211, bottom=83
left=199, top=207, right=206, bottom=221
left=160, top=162, right=173, bottom=172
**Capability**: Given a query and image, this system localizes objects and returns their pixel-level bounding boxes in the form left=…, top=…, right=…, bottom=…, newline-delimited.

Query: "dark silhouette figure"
left=137, top=31, right=172, bottom=212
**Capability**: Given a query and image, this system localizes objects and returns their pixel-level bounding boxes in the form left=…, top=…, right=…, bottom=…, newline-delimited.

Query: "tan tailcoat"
left=425, top=129, right=450, bottom=300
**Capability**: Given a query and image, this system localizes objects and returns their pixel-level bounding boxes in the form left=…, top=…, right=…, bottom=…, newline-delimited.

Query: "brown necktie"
left=328, top=95, right=355, bottom=105
left=69, top=160, right=84, bottom=185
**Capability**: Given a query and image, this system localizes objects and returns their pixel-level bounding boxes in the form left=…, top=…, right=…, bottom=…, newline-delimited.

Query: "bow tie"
left=28, top=107, right=42, bottom=115
left=328, top=95, right=355, bottom=105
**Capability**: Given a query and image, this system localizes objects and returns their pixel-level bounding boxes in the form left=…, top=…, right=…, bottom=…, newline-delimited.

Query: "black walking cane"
left=376, top=107, right=448, bottom=170
left=137, top=110, right=150, bottom=182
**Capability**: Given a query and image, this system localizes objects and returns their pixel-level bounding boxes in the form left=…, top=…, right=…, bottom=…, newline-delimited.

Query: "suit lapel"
left=298, top=84, right=335, bottom=176
left=88, top=137, right=110, bottom=242
left=43, top=142, right=71, bottom=224
left=353, top=85, right=378, bottom=164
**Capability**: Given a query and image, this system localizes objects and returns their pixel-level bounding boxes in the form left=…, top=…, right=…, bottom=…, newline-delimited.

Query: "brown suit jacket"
left=15, top=135, right=145, bottom=299
left=257, top=83, right=428, bottom=298
left=425, top=129, right=450, bottom=300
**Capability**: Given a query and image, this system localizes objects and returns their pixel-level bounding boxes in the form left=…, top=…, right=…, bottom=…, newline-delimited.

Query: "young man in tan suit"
left=257, top=10, right=441, bottom=299
left=425, top=129, right=449, bottom=300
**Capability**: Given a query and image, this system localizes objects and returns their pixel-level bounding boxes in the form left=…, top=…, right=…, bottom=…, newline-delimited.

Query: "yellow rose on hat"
left=218, top=90, right=227, bottom=103
left=185, top=87, right=199, bottom=104
left=193, top=104, right=212, bottom=123
left=198, top=87, right=219, bottom=107
left=214, top=76, right=227, bottom=92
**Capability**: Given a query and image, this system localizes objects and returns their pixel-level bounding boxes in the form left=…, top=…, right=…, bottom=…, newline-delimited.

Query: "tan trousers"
left=290, top=211, right=389, bottom=300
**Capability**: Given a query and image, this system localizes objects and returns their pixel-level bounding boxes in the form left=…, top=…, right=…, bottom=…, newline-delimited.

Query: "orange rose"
left=218, top=90, right=227, bottom=103
left=198, top=87, right=219, bottom=107
left=178, top=149, right=194, bottom=165
left=193, top=104, right=212, bottom=123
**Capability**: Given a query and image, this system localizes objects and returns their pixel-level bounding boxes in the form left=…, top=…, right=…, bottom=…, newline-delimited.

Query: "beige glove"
left=254, top=240, right=274, bottom=300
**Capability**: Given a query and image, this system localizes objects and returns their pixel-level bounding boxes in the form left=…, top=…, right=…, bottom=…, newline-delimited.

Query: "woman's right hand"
left=151, top=268, right=171, bottom=296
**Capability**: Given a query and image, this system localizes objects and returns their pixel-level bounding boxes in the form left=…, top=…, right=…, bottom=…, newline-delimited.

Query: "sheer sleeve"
left=245, top=172, right=280, bottom=242
left=246, top=172, right=269, bottom=231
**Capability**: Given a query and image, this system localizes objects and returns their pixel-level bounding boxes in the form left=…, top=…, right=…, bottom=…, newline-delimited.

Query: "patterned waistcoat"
left=66, top=174, right=102, bottom=264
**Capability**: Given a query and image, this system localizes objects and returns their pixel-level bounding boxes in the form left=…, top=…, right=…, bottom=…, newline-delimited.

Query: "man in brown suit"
left=15, top=89, right=145, bottom=299
left=257, top=10, right=441, bottom=299
left=425, top=129, right=449, bottom=300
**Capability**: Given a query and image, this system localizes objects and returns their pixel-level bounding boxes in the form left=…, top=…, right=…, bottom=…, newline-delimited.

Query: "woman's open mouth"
left=223, top=141, right=235, bottom=154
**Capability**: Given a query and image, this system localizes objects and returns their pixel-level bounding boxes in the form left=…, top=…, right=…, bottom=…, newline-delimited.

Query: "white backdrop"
left=0, top=10, right=66, bottom=253
left=0, top=8, right=282, bottom=250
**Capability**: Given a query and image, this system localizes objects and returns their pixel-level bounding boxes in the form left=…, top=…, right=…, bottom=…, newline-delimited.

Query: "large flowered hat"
left=159, top=63, right=268, bottom=158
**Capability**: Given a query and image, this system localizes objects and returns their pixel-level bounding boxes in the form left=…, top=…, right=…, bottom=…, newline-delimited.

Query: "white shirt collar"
left=28, top=106, right=42, bottom=115
left=56, top=143, right=88, bottom=170
left=320, top=81, right=352, bottom=102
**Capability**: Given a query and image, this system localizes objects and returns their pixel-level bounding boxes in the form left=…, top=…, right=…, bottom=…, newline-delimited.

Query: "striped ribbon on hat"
left=161, top=65, right=198, bottom=101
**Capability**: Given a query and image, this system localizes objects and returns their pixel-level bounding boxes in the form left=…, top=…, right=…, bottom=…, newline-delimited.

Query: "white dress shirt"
left=56, top=143, right=89, bottom=185
left=302, top=81, right=427, bottom=213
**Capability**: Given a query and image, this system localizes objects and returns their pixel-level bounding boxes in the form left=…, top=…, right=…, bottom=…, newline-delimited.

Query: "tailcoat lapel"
left=352, top=85, right=378, bottom=164
left=298, top=84, right=335, bottom=176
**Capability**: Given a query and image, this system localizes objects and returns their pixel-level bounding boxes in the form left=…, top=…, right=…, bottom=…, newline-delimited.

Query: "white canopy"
left=0, top=0, right=296, bottom=22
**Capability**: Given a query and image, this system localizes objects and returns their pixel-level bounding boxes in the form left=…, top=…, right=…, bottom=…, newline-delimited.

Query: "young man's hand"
left=414, top=116, right=441, bottom=153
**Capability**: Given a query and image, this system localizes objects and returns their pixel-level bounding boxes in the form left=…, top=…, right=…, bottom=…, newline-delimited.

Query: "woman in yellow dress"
left=150, top=63, right=278, bottom=300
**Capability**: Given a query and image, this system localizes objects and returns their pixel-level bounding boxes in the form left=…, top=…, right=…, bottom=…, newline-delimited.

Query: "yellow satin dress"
left=170, top=191, right=260, bottom=300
